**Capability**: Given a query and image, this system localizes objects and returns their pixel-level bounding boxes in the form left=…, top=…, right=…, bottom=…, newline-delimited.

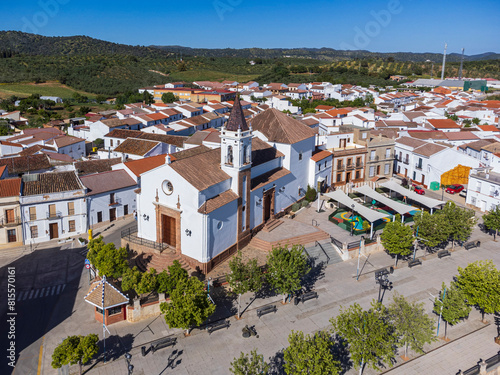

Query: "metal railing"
left=336, top=164, right=345, bottom=171
left=402, top=158, right=409, bottom=165
left=0, top=217, right=21, bottom=227
left=331, top=236, right=343, bottom=249
left=47, top=211, right=62, bottom=219
left=368, top=155, right=379, bottom=162
left=315, top=240, right=330, bottom=263
left=121, top=227, right=166, bottom=252
left=109, top=197, right=122, bottom=206
left=415, top=164, right=423, bottom=170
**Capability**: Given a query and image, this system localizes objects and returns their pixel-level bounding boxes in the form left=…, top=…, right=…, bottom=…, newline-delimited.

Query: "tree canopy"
left=455, top=260, right=500, bottom=320
left=160, top=276, right=215, bottom=334
left=483, top=205, right=500, bottom=236
left=330, top=302, right=396, bottom=374
left=387, top=294, right=435, bottom=358
left=433, top=282, right=471, bottom=338
left=283, top=330, right=341, bottom=375
left=51, top=334, right=99, bottom=375
left=380, top=214, right=414, bottom=264
left=87, top=236, right=128, bottom=279
left=266, top=244, right=310, bottom=303
left=230, top=349, right=269, bottom=375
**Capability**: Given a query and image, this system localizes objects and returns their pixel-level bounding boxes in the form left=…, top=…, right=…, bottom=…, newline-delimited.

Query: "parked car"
left=413, top=185, right=425, bottom=195
left=459, top=189, right=467, bottom=198
left=445, top=184, right=465, bottom=194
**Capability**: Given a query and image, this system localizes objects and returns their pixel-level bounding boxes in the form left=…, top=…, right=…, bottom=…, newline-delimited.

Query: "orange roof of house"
left=311, top=150, right=332, bottom=162
left=478, top=125, right=500, bottom=132
left=147, top=113, right=168, bottom=121
left=433, top=86, right=452, bottom=95
left=315, top=105, right=335, bottom=111
left=123, top=154, right=166, bottom=176
left=325, top=108, right=351, bottom=117
left=0, top=178, right=21, bottom=197
left=427, top=119, right=461, bottom=129
left=0, top=165, right=6, bottom=177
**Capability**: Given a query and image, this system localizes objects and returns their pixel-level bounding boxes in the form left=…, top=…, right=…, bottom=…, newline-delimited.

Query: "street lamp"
left=356, top=236, right=365, bottom=281
left=441, top=185, right=445, bottom=201
left=375, top=268, right=393, bottom=303
left=350, top=204, right=355, bottom=236
left=125, top=353, right=133, bottom=375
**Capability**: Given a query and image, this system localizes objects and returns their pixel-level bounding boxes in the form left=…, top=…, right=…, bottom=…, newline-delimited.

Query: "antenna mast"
left=440, top=43, right=447, bottom=80
left=458, top=48, right=465, bottom=80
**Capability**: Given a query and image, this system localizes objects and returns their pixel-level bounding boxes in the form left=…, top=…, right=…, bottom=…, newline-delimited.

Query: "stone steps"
left=262, top=219, right=283, bottom=233
left=304, top=239, right=343, bottom=265
left=134, top=251, right=191, bottom=273
left=250, top=229, right=330, bottom=252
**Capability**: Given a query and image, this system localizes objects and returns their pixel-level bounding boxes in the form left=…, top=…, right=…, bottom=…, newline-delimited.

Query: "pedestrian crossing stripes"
left=17, top=284, right=66, bottom=302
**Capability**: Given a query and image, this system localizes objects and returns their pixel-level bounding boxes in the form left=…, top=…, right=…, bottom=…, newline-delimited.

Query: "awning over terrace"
left=379, top=180, right=445, bottom=210
left=353, top=185, right=416, bottom=216
left=323, top=190, right=389, bottom=223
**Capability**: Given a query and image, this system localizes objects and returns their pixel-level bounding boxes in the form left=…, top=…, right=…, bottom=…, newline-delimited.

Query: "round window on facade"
left=162, top=180, right=174, bottom=195
left=217, top=221, right=223, bottom=230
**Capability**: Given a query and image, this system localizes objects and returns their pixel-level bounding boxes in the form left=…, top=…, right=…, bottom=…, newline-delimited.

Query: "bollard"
left=141, top=346, right=146, bottom=357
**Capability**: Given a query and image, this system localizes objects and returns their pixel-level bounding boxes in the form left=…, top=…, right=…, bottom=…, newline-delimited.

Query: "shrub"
left=292, top=203, right=300, bottom=212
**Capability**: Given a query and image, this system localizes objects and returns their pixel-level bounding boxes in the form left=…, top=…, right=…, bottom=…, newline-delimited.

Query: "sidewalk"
left=46, top=218, right=499, bottom=375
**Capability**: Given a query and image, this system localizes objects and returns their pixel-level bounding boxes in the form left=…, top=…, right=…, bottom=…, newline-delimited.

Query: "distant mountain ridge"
left=0, top=31, right=498, bottom=62
left=153, top=46, right=500, bottom=62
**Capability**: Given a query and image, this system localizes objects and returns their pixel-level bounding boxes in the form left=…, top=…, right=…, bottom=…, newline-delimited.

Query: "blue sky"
left=1, top=0, right=499, bottom=54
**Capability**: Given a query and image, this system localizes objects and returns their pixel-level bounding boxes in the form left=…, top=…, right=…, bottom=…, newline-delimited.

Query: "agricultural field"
left=0, top=81, right=98, bottom=100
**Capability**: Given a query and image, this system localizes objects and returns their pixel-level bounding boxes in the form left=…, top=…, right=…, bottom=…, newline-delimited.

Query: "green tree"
left=380, top=214, right=414, bottom=267
left=160, top=276, right=215, bottom=335
left=142, top=90, right=154, bottom=105
left=51, top=334, right=99, bottom=375
left=227, top=252, right=263, bottom=319
left=121, top=266, right=142, bottom=293
left=483, top=204, right=500, bottom=238
left=433, top=282, right=471, bottom=339
left=455, top=260, right=500, bottom=321
left=95, top=94, right=107, bottom=103
left=156, top=260, right=189, bottom=295
left=136, top=268, right=157, bottom=295
left=440, top=201, right=476, bottom=247
left=283, top=330, right=340, bottom=375
left=87, top=236, right=129, bottom=279
left=230, top=349, right=269, bottom=375
left=161, top=92, right=178, bottom=103
left=330, top=302, right=396, bottom=375
left=78, top=106, right=91, bottom=116
left=472, top=117, right=480, bottom=125
left=413, top=211, right=448, bottom=252
left=305, top=185, right=317, bottom=202
left=266, top=244, right=310, bottom=303
left=388, top=293, right=435, bottom=358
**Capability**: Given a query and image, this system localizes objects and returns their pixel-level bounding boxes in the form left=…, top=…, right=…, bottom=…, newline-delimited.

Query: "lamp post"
left=375, top=269, right=393, bottom=303
left=125, top=352, right=133, bottom=375
left=441, top=185, right=445, bottom=201
left=350, top=204, right=355, bottom=236
left=356, top=236, right=365, bottom=281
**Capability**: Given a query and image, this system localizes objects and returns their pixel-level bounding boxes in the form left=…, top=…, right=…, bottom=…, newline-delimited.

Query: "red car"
left=445, top=184, right=464, bottom=194
left=413, top=185, right=425, bottom=195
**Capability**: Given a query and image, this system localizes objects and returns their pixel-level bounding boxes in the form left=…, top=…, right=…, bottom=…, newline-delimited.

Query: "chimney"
left=165, top=154, right=171, bottom=164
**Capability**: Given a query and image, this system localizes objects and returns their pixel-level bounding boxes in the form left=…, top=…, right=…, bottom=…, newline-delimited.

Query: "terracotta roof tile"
left=0, top=154, right=51, bottom=174
left=198, top=190, right=239, bottom=213
left=0, top=178, right=21, bottom=197
left=75, top=158, right=121, bottom=175
left=311, top=150, right=332, bottom=162
left=80, top=170, right=136, bottom=196
left=251, top=167, right=291, bottom=191
left=251, top=138, right=284, bottom=167
left=170, top=145, right=212, bottom=161
left=114, top=139, right=159, bottom=156
left=250, top=109, right=315, bottom=144
left=84, top=278, right=128, bottom=309
left=225, top=96, right=249, bottom=131
left=427, top=119, right=461, bottom=129
left=120, top=154, right=165, bottom=177
left=169, top=148, right=229, bottom=191
left=22, top=171, right=84, bottom=196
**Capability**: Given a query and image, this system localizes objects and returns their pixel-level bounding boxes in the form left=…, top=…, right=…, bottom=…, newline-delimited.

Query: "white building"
left=466, top=169, right=500, bottom=212
left=135, top=100, right=315, bottom=273
left=80, top=170, right=137, bottom=227
left=20, top=171, right=87, bottom=244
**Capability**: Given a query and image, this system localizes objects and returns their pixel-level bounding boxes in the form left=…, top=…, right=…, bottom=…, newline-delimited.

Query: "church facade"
left=136, top=98, right=320, bottom=272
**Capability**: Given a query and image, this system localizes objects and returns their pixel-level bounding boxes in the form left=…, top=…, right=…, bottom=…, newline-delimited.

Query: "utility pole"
left=458, top=48, right=465, bottom=80
left=440, top=43, right=447, bottom=80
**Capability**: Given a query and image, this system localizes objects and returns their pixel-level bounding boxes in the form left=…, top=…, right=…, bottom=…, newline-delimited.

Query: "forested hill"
left=153, top=45, right=500, bottom=63
left=0, top=31, right=172, bottom=58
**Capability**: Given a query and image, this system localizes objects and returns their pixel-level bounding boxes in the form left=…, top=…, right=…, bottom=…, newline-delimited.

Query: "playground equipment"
left=340, top=212, right=366, bottom=231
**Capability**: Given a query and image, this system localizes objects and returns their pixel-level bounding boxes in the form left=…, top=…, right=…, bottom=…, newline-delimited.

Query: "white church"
left=136, top=97, right=326, bottom=273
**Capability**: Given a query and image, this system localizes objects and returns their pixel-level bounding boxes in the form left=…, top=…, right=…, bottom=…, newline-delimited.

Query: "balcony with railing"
left=0, top=217, right=21, bottom=227
left=336, top=163, right=345, bottom=171
left=368, top=155, right=379, bottom=162
left=415, top=164, right=423, bottom=170
left=382, top=153, right=395, bottom=160
left=109, top=197, right=122, bottom=206
left=47, top=211, right=63, bottom=219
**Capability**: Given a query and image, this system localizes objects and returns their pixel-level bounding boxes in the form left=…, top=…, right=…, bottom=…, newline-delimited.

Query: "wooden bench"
left=464, top=240, right=480, bottom=250
left=257, top=305, right=277, bottom=318
left=301, top=291, right=318, bottom=303
left=408, top=259, right=422, bottom=268
left=207, top=320, right=230, bottom=335
left=438, top=250, right=451, bottom=259
left=150, top=336, right=176, bottom=353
